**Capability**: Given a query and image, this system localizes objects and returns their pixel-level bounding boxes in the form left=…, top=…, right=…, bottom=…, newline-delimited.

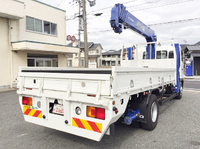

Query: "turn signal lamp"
left=22, top=97, right=32, bottom=106
left=86, top=106, right=105, bottom=120
left=87, top=106, right=96, bottom=118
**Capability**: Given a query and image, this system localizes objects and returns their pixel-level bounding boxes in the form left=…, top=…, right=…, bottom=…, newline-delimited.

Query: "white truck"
left=17, top=4, right=184, bottom=141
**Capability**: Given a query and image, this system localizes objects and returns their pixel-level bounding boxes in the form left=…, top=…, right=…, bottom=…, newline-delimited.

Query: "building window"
left=51, top=23, right=57, bottom=35
left=111, top=61, right=115, bottom=66
left=80, top=59, right=84, bottom=67
left=67, top=54, right=73, bottom=58
left=27, top=54, right=58, bottom=67
left=26, top=16, right=34, bottom=31
left=52, top=60, right=58, bottom=67
left=28, top=59, right=35, bottom=67
left=102, top=60, right=106, bottom=66
left=96, top=49, right=99, bottom=54
left=89, top=50, right=94, bottom=54
left=45, top=60, right=52, bottom=67
left=44, top=21, right=50, bottom=34
left=67, top=60, right=72, bottom=67
left=35, top=19, right=42, bottom=32
left=26, top=16, right=57, bottom=36
left=36, top=60, right=44, bottom=67
left=118, top=61, right=120, bottom=65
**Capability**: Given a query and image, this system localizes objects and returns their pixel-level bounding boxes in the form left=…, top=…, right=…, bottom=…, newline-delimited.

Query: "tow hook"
left=124, top=109, right=140, bottom=125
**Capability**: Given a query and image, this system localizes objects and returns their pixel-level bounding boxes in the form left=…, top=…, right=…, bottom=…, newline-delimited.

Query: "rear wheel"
left=141, top=94, right=159, bottom=130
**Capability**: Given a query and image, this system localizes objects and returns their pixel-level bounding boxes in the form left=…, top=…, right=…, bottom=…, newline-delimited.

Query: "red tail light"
left=22, top=97, right=32, bottom=106
left=96, top=108, right=105, bottom=120
left=87, top=94, right=96, bottom=97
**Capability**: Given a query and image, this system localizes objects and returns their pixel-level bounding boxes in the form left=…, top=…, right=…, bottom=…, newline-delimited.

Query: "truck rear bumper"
left=23, top=114, right=105, bottom=141
left=19, top=95, right=117, bottom=141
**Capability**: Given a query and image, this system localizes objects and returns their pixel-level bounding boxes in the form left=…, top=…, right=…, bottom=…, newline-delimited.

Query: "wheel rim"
left=151, top=102, right=158, bottom=122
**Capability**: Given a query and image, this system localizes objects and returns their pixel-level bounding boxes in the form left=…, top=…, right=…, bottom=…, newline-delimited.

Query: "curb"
left=183, top=89, right=200, bottom=92
left=184, top=77, right=200, bottom=80
left=0, top=88, right=17, bottom=93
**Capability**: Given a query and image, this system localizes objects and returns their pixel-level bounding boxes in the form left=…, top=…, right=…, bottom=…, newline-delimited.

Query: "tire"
left=141, top=94, right=159, bottom=130
left=175, top=82, right=183, bottom=99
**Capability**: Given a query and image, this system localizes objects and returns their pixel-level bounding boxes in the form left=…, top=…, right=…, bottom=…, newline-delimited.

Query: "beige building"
left=67, top=41, right=103, bottom=68
left=102, top=49, right=135, bottom=67
left=102, top=50, right=121, bottom=67
left=0, top=0, right=78, bottom=89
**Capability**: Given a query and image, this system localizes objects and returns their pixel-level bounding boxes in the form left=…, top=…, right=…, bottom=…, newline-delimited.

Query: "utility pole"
left=78, top=0, right=81, bottom=67
left=83, top=0, right=88, bottom=68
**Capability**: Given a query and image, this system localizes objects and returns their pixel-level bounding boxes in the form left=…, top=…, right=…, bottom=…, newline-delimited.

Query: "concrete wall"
left=0, top=0, right=69, bottom=88
left=58, top=54, right=67, bottom=67
left=0, top=5, right=21, bottom=87
left=0, top=0, right=24, bottom=19
left=12, top=51, right=27, bottom=84
left=10, top=19, right=20, bottom=42
left=0, top=17, right=10, bottom=87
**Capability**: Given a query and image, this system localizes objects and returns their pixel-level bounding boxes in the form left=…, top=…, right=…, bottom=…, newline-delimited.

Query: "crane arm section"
left=110, top=3, right=157, bottom=59
left=110, top=3, right=157, bottom=42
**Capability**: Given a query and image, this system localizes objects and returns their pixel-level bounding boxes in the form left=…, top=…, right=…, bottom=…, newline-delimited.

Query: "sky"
left=39, top=0, right=200, bottom=51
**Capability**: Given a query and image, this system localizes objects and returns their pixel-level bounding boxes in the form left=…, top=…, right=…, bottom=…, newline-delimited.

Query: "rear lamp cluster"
left=86, top=106, right=105, bottom=120
left=22, top=96, right=32, bottom=106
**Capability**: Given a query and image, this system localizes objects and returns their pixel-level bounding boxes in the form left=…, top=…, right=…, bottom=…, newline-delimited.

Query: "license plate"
left=53, top=104, right=64, bottom=115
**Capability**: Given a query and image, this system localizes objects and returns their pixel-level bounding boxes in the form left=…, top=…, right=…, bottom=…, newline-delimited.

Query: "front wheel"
left=175, top=82, right=183, bottom=99
left=141, top=94, right=159, bottom=130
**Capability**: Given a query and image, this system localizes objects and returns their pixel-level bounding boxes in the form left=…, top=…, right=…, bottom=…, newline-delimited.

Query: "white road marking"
left=17, top=133, right=28, bottom=137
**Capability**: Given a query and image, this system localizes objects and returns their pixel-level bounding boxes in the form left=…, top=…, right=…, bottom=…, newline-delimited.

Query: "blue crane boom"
left=110, top=3, right=157, bottom=59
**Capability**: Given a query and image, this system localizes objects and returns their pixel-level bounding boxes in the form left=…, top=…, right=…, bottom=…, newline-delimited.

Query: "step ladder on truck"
left=17, top=3, right=184, bottom=141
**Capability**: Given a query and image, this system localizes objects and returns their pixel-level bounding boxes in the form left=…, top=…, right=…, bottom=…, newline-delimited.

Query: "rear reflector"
left=22, top=97, right=32, bottom=106
left=144, top=91, right=149, bottom=95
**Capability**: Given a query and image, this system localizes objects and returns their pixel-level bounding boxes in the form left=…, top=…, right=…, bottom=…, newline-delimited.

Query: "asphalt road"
left=0, top=90, right=200, bottom=149
left=184, top=79, right=200, bottom=90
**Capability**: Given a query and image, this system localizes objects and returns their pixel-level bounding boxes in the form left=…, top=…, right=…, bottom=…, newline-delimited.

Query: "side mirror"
left=169, top=51, right=174, bottom=58
left=187, top=52, right=191, bottom=58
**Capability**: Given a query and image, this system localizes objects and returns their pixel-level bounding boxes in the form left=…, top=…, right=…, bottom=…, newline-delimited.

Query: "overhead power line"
left=85, top=17, right=200, bottom=34
left=128, top=0, right=196, bottom=12
left=87, top=0, right=159, bottom=16
left=86, top=0, right=196, bottom=19
left=87, top=0, right=140, bottom=15
left=148, top=17, right=200, bottom=26
left=57, top=0, right=66, bottom=7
